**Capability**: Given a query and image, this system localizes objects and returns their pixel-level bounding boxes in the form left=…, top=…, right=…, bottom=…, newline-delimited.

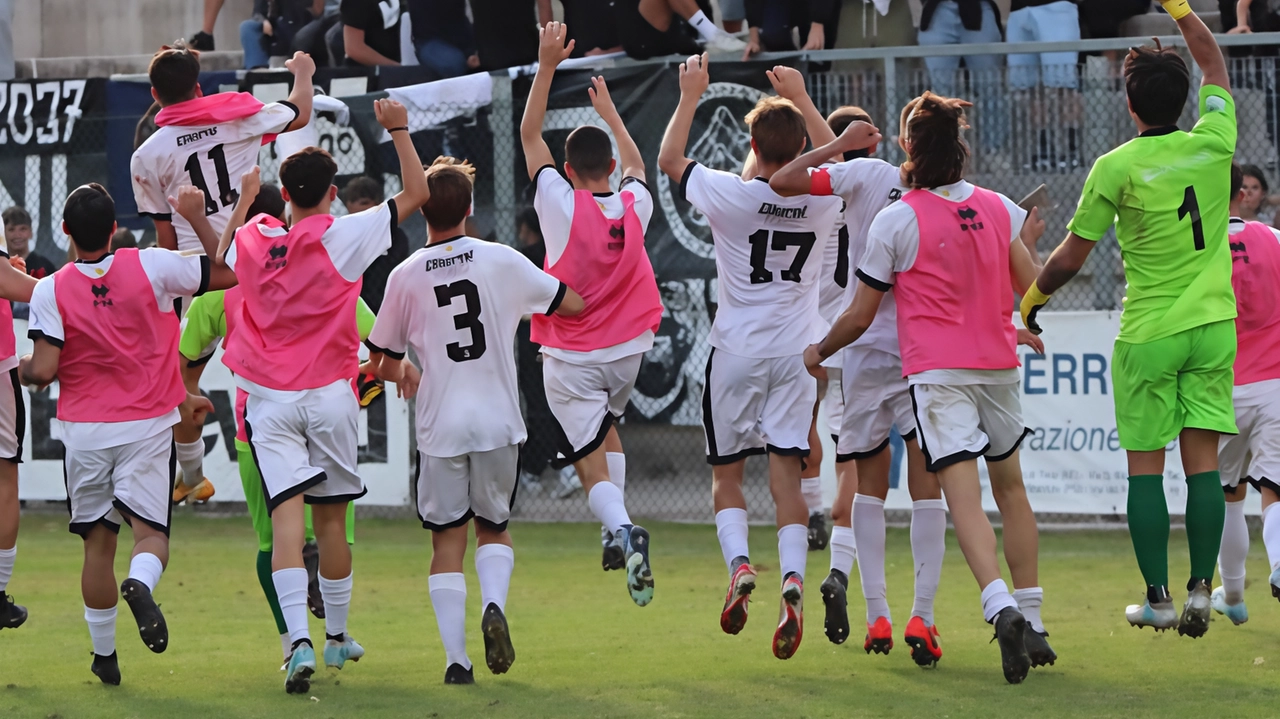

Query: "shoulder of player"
left=870, top=198, right=917, bottom=229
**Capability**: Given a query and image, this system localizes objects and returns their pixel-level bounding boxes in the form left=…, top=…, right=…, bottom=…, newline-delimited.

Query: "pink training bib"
left=1230, top=221, right=1280, bottom=385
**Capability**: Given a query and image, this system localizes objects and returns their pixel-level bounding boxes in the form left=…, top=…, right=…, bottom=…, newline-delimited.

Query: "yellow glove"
left=1020, top=281, right=1052, bottom=336
left=1159, top=0, right=1192, bottom=20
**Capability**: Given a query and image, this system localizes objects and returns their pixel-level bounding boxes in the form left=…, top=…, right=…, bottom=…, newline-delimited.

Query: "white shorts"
left=823, top=367, right=843, bottom=440
left=543, top=353, right=642, bottom=463
left=837, top=348, right=916, bottom=461
left=909, top=382, right=1030, bottom=472
left=702, top=349, right=816, bottom=464
left=65, top=430, right=174, bottom=537
left=1219, top=379, right=1280, bottom=493
left=416, top=444, right=520, bottom=532
left=0, top=368, right=24, bottom=462
left=243, top=382, right=365, bottom=512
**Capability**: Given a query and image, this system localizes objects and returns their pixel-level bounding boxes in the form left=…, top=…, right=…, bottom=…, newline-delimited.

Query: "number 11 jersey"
left=680, top=163, right=842, bottom=358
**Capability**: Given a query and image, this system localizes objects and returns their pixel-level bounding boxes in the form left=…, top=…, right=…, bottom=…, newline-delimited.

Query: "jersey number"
left=1178, top=186, right=1206, bottom=252
left=834, top=225, right=849, bottom=289
left=434, top=280, right=486, bottom=362
left=184, top=144, right=238, bottom=216
left=747, top=230, right=818, bottom=284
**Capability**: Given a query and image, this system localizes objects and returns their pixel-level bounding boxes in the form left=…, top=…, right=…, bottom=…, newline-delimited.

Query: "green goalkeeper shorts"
left=237, top=440, right=355, bottom=551
left=1111, top=320, right=1238, bottom=452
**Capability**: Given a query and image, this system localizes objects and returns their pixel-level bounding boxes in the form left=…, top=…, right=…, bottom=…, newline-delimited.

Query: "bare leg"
left=713, top=460, right=748, bottom=513
left=937, top=459, right=1001, bottom=589
left=83, top=525, right=119, bottom=610
left=430, top=525, right=469, bottom=575
left=831, top=460, right=857, bottom=528
left=312, top=503, right=352, bottom=581
left=271, top=495, right=308, bottom=571
left=638, top=0, right=676, bottom=31
left=129, top=519, right=170, bottom=568
left=987, top=450, right=1038, bottom=590
left=770, top=454, right=808, bottom=529
left=202, top=0, right=225, bottom=34
left=0, top=460, right=16, bottom=551
left=904, top=440, right=941, bottom=500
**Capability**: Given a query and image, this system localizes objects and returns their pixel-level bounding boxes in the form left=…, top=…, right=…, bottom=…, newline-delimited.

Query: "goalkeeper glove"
left=1020, top=281, right=1052, bottom=336
left=1159, top=0, right=1192, bottom=20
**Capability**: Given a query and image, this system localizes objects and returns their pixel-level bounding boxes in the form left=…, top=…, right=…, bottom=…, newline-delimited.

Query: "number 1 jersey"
left=131, top=102, right=299, bottom=252
left=367, top=236, right=568, bottom=458
left=680, top=163, right=842, bottom=359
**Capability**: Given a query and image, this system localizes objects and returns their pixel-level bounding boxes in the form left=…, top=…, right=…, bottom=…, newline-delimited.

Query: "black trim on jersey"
left=28, top=330, right=63, bottom=349
left=1138, top=126, right=1179, bottom=138
left=855, top=269, right=892, bottom=292
left=678, top=162, right=698, bottom=203
left=365, top=339, right=406, bottom=361
left=532, top=164, right=557, bottom=199
left=277, top=100, right=301, bottom=127
left=305, top=486, right=368, bottom=505
left=836, top=436, right=891, bottom=463
left=620, top=176, right=650, bottom=193
left=592, top=191, right=615, bottom=198
left=195, top=255, right=211, bottom=297
left=2, top=369, right=26, bottom=464
left=186, top=352, right=215, bottom=368
left=139, top=211, right=173, bottom=222
left=986, top=427, right=1033, bottom=463
left=75, top=252, right=113, bottom=265
left=426, top=234, right=466, bottom=248
left=546, top=282, right=567, bottom=315
left=767, top=444, right=811, bottom=458
left=387, top=198, right=399, bottom=234
left=752, top=177, right=768, bottom=183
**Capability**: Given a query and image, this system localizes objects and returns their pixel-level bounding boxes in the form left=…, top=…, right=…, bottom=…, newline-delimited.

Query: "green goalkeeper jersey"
left=180, top=289, right=377, bottom=363
left=1067, top=84, right=1237, bottom=345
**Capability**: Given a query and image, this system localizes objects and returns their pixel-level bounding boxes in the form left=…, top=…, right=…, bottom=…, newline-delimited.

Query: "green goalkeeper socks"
left=257, top=550, right=288, bottom=635
left=1185, top=471, right=1226, bottom=584
left=1127, top=475, right=1170, bottom=588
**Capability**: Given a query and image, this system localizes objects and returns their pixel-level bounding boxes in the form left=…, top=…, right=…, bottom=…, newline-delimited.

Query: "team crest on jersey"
left=91, top=283, right=112, bottom=308
left=957, top=206, right=984, bottom=231
left=608, top=222, right=625, bottom=250
left=1231, top=239, right=1249, bottom=263
left=266, top=243, right=288, bottom=269
left=888, top=188, right=903, bottom=202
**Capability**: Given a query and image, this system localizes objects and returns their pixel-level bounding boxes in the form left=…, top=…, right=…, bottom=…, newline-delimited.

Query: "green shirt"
left=179, top=289, right=377, bottom=363
left=1067, top=84, right=1238, bottom=345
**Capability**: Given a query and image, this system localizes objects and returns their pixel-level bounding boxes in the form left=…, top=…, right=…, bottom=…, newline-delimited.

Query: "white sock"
left=588, top=481, right=632, bottom=533
left=84, top=605, right=117, bottom=657
left=715, top=508, right=750, bottom=572
left=853, top=494, right=889, bottom=623
left=800, top=477, right=824, bottom=515
left=1219, top=500, right=1249, bottom=604
left=127, top=552, right=164, bottom=592
left=606, top=452, right=626, bottom=493
left=319, top=572, right=352, bottom=639
left=980, top=578, right=1017, bottom=623
left=1264, top=502, right=1280, bottom=573
left=0, top=545, right=14, bottom=592
left=828, top=525, right=856, bottom=578
left=1012, top=586, right=1045, bottom=634
left=689, top=9, right=718, bottom=41
left=777, top=524, right=808, bottom=580
left=428, top=572, right=471, bottom=670
left=910, top=499, right=947, bottom=624
left=175, top=439, right=204, bottom=484
left=475, top=543, right=514, bottom=612
left=271, top=567, right=311, bottom=645
left=280, top=632, right=291, bottom=660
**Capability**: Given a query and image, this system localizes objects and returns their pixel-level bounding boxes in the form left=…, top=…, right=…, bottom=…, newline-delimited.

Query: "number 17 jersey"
left=681, top=163, right=843, bottom=358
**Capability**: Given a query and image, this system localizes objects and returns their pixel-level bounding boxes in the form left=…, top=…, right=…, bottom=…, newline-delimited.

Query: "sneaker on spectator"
left=188, top=31, right=215, bottom=51
left=703, top=33, right=747, bottom=55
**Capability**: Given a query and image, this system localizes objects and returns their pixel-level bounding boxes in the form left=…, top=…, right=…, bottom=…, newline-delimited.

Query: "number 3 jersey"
left=680, top=163, right=842, bottom=358
left=131, top=97, right=300, bottom=253
left=366, top=236, right=568, bottom=457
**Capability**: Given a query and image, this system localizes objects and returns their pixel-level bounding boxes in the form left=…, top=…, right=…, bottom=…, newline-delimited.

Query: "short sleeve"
left=366, top=264, right=408, bottom=359
left=998, top=193, right=1029, bottom=244
left=533, top=166, right=575, bottom=266
left=138, top=248, right=211, bottom=307
left=228, top=102, right=300, bottom=140
left=130, top=148, right=172, bottom=221
left=27, top=277, right=63, bottom=346
left=856, top=203, right=919, bottom=289
left=508, top=249, right=565, bottom=315
left=1066, top=158, right=1120, bottom=242
left=321, top=201, right=396, bottom=282
left=1191, top=85, right=1237, bottom=156
left=179, top=290, right=227, bottom=364
left=620, top=176, right=654, bottom=234
left=355, top=296, right=376, bottom=341
left=680, top=163, right=738, bottom=216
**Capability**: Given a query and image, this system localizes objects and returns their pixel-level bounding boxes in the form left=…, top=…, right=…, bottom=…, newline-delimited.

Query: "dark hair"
left=280, top=147, right=338, bottom=209
left=827, top=105, right=874, bottom=162
left=1231, top=162, right=1244, bottom=200
left=1240, top=163, right=1269, bottom=193
left=745, top=96, right=807, bottom=166
left=148, top=43, right=202, bottom=106
left=63, top=184, right=116, bottom=253
left=1124, top=42, right=1190, bottom=128
left=423, top=157, right=475, bottom=230
left=247, top=183, right=287, bottom=221
left=110, top=227, right=137, bottom=251
left=2, top=206, right=31, bottom=228
left=516, top=206, right=541, bottom=237
left=134, top=102, right=161, bottom=150
left=565, top=126, right=613, bottom=181
left=899, top=92, right=970, bottom=189
left=340, top=176, right=384, bottom=206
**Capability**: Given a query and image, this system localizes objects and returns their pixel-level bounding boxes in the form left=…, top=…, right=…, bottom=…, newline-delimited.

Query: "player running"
left=19, top=183, right=234, bottom=685
left=805, top=92, right=1050, bottom=684
left=1021, top=7, right=1236, bottom=638
left=659, top=54, right=844, bottom=660
left=366, top=158, right=584, bottom=685
left=520, top=22, right=663, bottom=606
left=1210, top=163, right=1280, bottom=626
left=215, top=99, right=430, bottom=695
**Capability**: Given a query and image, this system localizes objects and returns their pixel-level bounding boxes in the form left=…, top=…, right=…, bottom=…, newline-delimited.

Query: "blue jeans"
left=241, top=19, right=270, bottom=69
left=917, top=1, right=1006, bottom=149
left=414, top=39, right=468, bottom=79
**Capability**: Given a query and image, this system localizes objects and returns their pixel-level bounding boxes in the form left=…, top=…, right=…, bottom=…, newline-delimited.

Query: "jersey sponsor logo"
left=424, top=250, right=474, bottom=272
left=91, top=283, right=113, bottom=308
left=266, top=243, right=287, bottom=269
left=1230, top=240, right=1249, bottom=263
left=176, top=127, right=218, bottom=147
left=888, top=188, right=903, bottom=202
left=608, top=223, right=625, bottom=250
left=757, top=203, right=808, bottom=220
left=957, top=205, right=984, bottom=231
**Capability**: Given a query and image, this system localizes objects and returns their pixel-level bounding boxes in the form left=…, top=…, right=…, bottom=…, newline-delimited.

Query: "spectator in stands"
left=1079, top=0, right=1150, bottom=69
left=3, top=208, right=54, bottom=280
left=408, top=0, right=480, bottom=78
left=1007, top=0, right=1083, bottom=169
left=243, top=0, right=323, bottom=70
left=912, top=0, right=1005, bottom=149
left=722, top=0, right=746, bottom=33
left=617, top=0, right=746, bottom=59
left=340, top=0, right=403, bottom=67
left=1226, top=0, right=1280, bottom=36
left=340, top=176, right=409, bottom=312
left=471, top=0, right=554, bottom=69
left=1237, top=163, right=1276, bottom=224
left=513, top=207, right=559, bottom=493
left=294, top=0, right=343, bottom=66
left=190, top=0, right=224, bottom=50
left=110, top=228, right=138, bottom=251
left=741, top=0, right=841, bottom=58
left=562, top=0, right=623, bottom=56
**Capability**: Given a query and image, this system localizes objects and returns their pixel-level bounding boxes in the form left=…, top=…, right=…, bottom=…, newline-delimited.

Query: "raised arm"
left=281, top=51, right=316, bottom=132
left=1166, top=1, right=1230, bottom=91
left=1020, top=232, right=1097, bottom=334
left=170, top=184, right=226, bottom=258
left=214, top=168, right=262, bottom=266
left=658, top=54, right=710, bottom=183
left=588, top=76, right=644, bottom=182
left=767, top=66, right=836, bottom=148
left=377, top=99, right=431, bottom=223
left=521, top=22, right=575, bottom=180
left=770, top=120, right=883, bottom=197
left=0, top=257, right=36, bottom=303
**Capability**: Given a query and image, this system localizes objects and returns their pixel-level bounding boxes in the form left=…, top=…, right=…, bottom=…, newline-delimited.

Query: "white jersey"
left=808, top=157, right=906, bottom=355
left=682, top=163, right=842, bottom=359
left=131, top=102, right=300, bottom=252
left=367, top=236, right=566, bottom=457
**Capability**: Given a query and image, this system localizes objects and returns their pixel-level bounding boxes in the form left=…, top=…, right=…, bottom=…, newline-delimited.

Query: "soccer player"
left=804, top=92, right=1049, bottom=684
left=658, top=54, right=844, bottom=660
left=214, top=98, right=430, bottom=695
left=519, top=22, right=663, bottom=605
left=1020, top=8, right=1236, bottom=637
left=365, top=158, right=585, bottom=686
left=19, top=183, right=234, bottom=685
left=1210, top=163, right=1280, bottom=626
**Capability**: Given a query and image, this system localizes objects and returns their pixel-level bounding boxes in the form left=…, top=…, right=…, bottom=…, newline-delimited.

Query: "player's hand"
left=16, top=355, right=48, bottom=392
left=285, top=51, right=316, bottom=78
left=239, top=166, right=261, bottom=207
left=397, top=361, right=421, bottom=400
left=1020, top=281, right=1052, bottom=336
left=538, top=21, right=575, bottom=69
left=168, top=185, right=209, bottom=222
left=801, top=23, right=825, bottom=52
left=803, top=344, right=828, bottom=381
left=679, top=54, right=710, bottom=99
left=588, top=76, right=619, bottom=121
left=741, top=36, right=761, bottom=62
left=1020, top=206, right=1045, bottom=250
left=1017, top=328, right=1045, bottom=354
left=181, top=392, right=215, bottom=426
left=766, top=66, right=807, bottom=102
left=837, top=120, right=882, bottom=153
left=8, top=255, right=25, bottom=273
left=374, top=98, right=410, bottom=132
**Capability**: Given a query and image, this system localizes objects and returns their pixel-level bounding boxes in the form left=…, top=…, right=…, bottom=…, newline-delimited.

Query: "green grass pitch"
left=3, top=513, right=1280, bottom=718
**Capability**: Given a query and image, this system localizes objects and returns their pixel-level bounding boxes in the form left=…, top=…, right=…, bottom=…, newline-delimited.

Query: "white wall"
left=15, top=0, right=254, bottom=59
